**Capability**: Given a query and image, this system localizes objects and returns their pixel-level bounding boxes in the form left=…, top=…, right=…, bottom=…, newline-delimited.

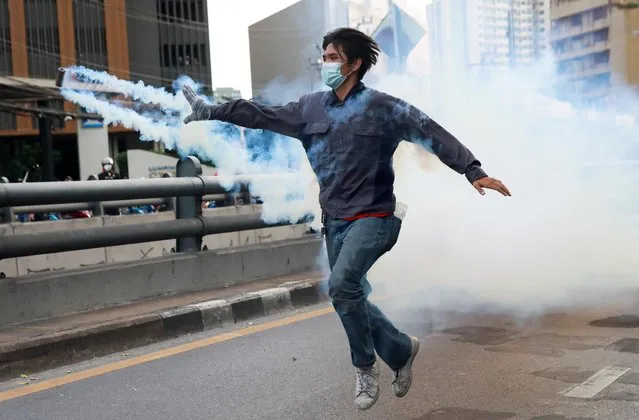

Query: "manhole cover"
left=589, top=315, right=639, bottom=328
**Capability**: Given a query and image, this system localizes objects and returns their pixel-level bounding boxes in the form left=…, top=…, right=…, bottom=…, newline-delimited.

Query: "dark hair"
left=322, top=28, right=380, bottom=80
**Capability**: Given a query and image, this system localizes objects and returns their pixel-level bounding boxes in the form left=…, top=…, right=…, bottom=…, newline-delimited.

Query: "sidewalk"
left=0, top=271, right=327, bottom=381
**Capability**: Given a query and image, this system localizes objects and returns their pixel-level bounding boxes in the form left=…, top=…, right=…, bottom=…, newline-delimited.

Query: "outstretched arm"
left=397, top=101, right=511, bottom=196
left=182, top=86, right=303, bottom=139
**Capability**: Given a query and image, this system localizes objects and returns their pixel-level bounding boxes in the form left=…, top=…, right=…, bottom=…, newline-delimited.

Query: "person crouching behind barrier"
left=182, top=27, right=511, bottom=411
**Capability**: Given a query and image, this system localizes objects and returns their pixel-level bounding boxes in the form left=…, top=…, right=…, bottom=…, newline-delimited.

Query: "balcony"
left=553, top=40, right=610, bottom=61
left=558, top=61, right=611, bottom=81
left=550, top=0, right=609, bottom=20
left=581, top=85, right=611, bottom=98
left=550, top=16, right=610, bottom=41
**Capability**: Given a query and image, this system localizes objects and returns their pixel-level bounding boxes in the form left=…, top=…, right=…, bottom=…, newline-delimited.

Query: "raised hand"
left=182, top=85, right=212, bottom=124
left=472, top=176, right=511, bottom=196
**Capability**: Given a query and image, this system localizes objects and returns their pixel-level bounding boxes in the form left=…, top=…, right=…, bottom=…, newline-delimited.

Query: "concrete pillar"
left=77, top=119, right=110, bottom=180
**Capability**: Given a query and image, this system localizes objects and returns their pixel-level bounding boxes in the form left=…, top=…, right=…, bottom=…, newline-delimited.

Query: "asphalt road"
left=1, top=300, right=639, bottom=420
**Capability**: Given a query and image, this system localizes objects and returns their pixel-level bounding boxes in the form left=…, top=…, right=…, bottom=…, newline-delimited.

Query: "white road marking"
left=561, top=366, right=631, bottom=399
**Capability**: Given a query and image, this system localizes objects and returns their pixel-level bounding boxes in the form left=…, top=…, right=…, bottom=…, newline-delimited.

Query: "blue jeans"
left=324, top=214, right=412, bottom=370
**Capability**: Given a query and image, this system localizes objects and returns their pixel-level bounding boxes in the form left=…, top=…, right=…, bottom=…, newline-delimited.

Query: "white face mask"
left=103, top=164, right=113, bottom=172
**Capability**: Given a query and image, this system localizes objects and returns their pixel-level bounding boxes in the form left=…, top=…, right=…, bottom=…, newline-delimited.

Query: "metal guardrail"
left=6, top=194, right=232, bottom=217
left=0, top=156, right=312, bottom=260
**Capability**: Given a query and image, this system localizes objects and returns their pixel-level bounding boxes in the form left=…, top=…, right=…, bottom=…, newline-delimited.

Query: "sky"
left=207, top=0, right=300, bottom=98
left=206, top=0, right=430, bottom=99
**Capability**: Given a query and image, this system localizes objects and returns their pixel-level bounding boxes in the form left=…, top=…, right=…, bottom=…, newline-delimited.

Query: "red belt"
left=342, top=212, right=392, bottom=221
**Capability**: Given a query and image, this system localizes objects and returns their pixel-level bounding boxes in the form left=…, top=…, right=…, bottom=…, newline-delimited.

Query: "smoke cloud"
left=368, top=62, right=639, bottom=319
left=60, top=53, right=639, bottom=319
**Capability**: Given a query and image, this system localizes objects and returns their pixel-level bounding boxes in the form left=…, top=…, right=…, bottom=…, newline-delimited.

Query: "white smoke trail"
left=62, top=66, right=190, bottom=111
left=62, top=89, right=182, bottom=148
left=60, top=68, right=319, bottom=225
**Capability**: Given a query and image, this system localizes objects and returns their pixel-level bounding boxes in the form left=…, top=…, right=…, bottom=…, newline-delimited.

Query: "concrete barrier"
left=0, top=205, right=310, bottom=277
left=0, top=235, right=323, bottom=326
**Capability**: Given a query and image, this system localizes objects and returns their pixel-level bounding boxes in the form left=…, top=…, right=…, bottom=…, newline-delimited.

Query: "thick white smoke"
left=60, top=58, right=639, bottom=318
left=368, top=63, right=639, bottom=318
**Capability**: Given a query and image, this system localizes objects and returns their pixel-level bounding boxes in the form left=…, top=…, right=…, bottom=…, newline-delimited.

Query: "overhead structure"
left=0, top=74, right=104, bottom=182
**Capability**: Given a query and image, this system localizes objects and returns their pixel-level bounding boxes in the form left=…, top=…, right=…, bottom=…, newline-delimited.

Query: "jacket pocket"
left=302, top=122, right=330, bottom=136
left=353, top=125, right=386, bottom=138
left=344, top=124, right=385, bottom=157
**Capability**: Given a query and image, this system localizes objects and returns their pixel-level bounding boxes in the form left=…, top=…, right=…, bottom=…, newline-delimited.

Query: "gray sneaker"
left=354, top=360, right=380, bottom=410
left=392, top=336, right=420, bottom=397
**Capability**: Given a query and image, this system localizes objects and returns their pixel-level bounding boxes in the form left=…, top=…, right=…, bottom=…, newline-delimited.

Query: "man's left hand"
left=472, top=177, right=511, bottom=196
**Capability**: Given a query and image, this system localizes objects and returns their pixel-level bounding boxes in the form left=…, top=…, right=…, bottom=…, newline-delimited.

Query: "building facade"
left=0, top=0, right=211, bottom=181
left=213, top=87, right=242, bottom=103
left=0, top=0, right=211, bottom=135
left=248, top=0, right=349, bottom=99
left=427, top=0, right=549, bottom=72
left=426, top=0, right=470, bottom=71
left=550, top=0, right=639, bottom=104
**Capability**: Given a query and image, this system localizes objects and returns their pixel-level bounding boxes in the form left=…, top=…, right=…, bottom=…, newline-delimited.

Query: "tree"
left=116, top=151, right=129, bottom=178
left=0, top=142, right=61, bottom=182
left=609, top=0, right=639, bottom=9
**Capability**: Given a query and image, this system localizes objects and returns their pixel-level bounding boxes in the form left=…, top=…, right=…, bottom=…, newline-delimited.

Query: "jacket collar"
left=324, top=81, right=367, bottom=106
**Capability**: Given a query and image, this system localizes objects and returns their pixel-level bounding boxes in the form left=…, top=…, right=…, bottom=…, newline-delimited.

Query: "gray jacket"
left=204, top=82, right=487, bottom=218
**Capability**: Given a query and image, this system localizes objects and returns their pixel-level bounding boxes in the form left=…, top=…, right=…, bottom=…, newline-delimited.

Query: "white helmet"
left=101, top=157, right=114, bottom=166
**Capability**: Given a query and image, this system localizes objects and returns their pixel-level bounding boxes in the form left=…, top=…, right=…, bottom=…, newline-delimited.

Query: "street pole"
left=388, top=0, right=401, bottom=73
left=37, top=100, right=55, bottom=182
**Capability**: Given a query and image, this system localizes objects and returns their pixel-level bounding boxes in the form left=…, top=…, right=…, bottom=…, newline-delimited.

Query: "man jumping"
left=182, top=27, right=511, bottom=411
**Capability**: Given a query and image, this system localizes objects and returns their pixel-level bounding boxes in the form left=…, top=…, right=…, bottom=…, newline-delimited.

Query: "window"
left=73, top=0, right=108, bottom=70
left=197, top=1, right=204, bottom=22
left=178, top=45, right=184, bottom=65
left=24, top=0, right=60, bottom=79
left=162, top=44, right=170, bottom=67
left=0, top=0, right=12, bottom=75
left=199, top=43, right=207, bottom=65
left=168, top=1, right=174, bottom=22
left=159, top=0, right=167, bottom=21
left=593, top=6, right=607, bottom=21
left=569, top=14, right=582, bottom=27
left=593, top=28, right=608, bottom=43
left=190, top=2, right=197, bottom=21
left=184, top=44, right=191, bottom=66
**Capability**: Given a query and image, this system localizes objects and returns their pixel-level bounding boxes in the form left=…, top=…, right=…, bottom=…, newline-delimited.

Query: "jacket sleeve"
left=209, top=99, right=303, bottom=140
left=397, top=101, right=487, bottom=183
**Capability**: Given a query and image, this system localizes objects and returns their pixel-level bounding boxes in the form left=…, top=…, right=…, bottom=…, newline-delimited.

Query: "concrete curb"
left=0, top=278, right=329, bottom=381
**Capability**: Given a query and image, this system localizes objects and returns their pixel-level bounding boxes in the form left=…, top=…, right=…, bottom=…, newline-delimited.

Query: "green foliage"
left=116, top=151, right=129, bottom=178
left=611, top=1, right=639, bottom=9
left=0, top=142, right=61, bottom=182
